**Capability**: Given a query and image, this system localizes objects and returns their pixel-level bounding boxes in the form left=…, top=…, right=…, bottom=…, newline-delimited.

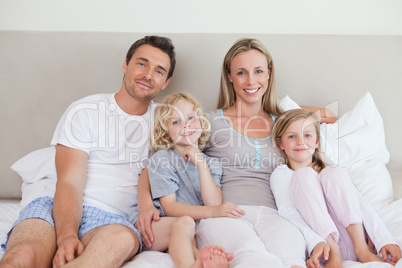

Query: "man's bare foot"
left=193, top=246, right=233, bottom=268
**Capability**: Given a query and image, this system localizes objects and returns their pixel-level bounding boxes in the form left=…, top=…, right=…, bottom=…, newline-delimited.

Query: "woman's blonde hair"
left=217, top=38, right=283, bottom=116
left=272, top=109, right=326, bottom=172
left=150, top=93, right=211, bottom=152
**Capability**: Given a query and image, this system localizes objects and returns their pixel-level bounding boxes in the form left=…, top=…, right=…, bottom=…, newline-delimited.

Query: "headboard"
left=1, top=31, right=401, bottom=198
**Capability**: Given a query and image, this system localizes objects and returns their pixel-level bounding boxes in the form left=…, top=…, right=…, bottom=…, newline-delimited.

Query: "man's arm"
left=52, top=144, right=88, bottom=267
left=135, top=168, right=160, bottom=249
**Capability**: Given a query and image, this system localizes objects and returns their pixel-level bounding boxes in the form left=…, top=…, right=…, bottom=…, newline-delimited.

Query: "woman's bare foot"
left=193, top=246, right=233, bottom=268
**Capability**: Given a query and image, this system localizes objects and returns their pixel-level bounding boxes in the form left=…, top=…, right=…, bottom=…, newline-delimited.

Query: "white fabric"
left=196, top=206, right=307, bottom=268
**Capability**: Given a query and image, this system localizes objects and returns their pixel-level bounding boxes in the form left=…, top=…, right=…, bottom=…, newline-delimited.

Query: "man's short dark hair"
left=126, top=36, right=176, bottom=80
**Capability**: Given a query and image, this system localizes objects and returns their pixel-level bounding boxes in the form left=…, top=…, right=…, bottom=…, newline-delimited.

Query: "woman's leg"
left=254, top=206, right=307, bottom=268
left=196, top=206, right=285, bottom=268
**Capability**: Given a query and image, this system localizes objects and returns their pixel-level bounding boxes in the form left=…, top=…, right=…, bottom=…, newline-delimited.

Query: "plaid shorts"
left=1, top=196, right=142, bottom=252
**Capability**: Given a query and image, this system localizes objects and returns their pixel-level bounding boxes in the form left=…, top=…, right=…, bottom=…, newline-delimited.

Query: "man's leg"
left=0, top=219, right=56, bottom=267
left=62, top=224, right=140, bottom=267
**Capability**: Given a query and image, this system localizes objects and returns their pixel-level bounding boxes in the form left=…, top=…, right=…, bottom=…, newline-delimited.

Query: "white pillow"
left=11, top=146, right=57, bottom=208
left=10, top=146, right=56, bottom=183
left=280, top=93, right=393, bottom=210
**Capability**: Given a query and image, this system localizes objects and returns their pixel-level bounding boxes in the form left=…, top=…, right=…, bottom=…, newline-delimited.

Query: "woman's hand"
left=301, top=106, right=337, bottom=124
left=307, top=241, right=330, bottom=268
left=210, top=202, right=245, bottom=219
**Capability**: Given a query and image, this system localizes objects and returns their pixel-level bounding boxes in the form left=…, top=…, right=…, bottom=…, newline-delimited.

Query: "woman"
left=194, top=38, right=308, bottom=267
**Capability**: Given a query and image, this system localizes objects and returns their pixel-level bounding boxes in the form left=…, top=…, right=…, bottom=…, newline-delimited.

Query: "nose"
left=143, top=66, right=153, bottom=80
left=297, top=137, right=304, bottom=145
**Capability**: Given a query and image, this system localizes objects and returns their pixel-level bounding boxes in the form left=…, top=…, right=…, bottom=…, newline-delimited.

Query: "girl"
left=271, top=109, right=401, bottom=268
left=144, top=93, right=243, bottom=268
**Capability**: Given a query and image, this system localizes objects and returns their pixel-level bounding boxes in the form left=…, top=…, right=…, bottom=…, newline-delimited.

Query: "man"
left=0, top=35, right=175, bottom=268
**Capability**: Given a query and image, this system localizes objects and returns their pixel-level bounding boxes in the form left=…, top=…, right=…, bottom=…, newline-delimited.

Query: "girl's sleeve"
left=271, top=165, right=325, bottom=255
left=358, top=190, right=399, bottom=250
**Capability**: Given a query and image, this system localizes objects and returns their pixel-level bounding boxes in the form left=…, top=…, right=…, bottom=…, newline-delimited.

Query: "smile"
left=181, top=131, right=195, bottom=137
left=244, top=87, right=259, bottom=94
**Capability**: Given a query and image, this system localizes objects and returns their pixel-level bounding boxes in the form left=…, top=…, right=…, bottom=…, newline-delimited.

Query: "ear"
left=277, top=138, right=284, bottom=150
left=227, top=72, right=233, bottom=83
left=315, top=136, right=319, bottom=148
left=122, top=59, right=128, bottom=74
left=161, top=77, right=171, bottom=91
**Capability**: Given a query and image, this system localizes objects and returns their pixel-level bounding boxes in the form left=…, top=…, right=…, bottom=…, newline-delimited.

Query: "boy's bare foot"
left=193, top=246, right=233, bottom=268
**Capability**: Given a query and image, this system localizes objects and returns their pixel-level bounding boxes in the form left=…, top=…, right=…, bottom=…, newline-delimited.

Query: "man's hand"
left=135, top=203, right=160, bottom=248
left=306, top=241, right=330, bottom=268
left=53, top=235, right=85, bottom=268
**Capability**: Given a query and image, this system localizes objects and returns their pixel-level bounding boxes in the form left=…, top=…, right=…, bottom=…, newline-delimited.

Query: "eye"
left=138, top=62, right=145, bottom=67
left=256, top=70, right=263, bottom=74
left=172, top=120, right=179, bottom=125
left=188, top=116, right=195, bottom=120
left=288, top=135, right=295, bottom=139
left=156, top=69, right=164, bottom=76
left=237, top=71, right=245, bottom=76
left=305, top=134, right=312, bottom=138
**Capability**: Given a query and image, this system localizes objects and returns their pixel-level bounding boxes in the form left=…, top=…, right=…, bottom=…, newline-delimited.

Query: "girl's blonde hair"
left=272, top=109, right=326, bottom=172
left=150, top=93, right=211, bottom=152
left=217, top=38, right=283, bottom=116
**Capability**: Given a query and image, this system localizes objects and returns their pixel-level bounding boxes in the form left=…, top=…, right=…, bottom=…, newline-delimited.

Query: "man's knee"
left=106, top=225, right=140, bottom=258
left=1, top=243, right=49, bottom=267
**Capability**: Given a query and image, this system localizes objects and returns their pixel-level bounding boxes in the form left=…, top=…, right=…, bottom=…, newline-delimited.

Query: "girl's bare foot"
left=355, top=247, right=388, bottom=264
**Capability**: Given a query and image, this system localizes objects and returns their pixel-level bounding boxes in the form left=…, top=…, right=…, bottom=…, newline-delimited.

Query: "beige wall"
left=1, top=32, right=401, bottom=199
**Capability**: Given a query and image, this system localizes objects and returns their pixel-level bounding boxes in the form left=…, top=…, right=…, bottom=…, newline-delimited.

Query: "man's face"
left=122, top=44, right=171, bottom=102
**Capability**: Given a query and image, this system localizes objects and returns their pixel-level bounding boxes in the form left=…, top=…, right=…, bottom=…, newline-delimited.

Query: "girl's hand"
left=182, top=146, right=203, bottom=167
left=307, top=241, right=330, bottom=268
left=380, top=244, right=401, bottom=265
left=211, top=202, right=245, bottom=219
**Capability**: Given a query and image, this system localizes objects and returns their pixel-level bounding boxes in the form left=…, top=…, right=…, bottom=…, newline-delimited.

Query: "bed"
left=1, top=32, right=401, bottom=267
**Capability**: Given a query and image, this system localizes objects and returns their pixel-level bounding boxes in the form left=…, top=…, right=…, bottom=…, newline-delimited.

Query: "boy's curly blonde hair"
left=149, top=93, right=211, bottom=152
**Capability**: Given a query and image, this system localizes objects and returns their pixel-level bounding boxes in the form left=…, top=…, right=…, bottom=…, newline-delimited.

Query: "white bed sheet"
left=1, top=199, right=402, bottom=268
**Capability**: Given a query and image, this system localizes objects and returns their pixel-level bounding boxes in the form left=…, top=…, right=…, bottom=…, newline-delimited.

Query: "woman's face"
left=228, top=49, right=270, bottom=106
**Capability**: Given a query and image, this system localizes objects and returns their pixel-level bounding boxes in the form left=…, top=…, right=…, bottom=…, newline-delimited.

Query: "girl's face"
left=228, top=49, right=270, bottom=106
left=167, top=100, right=202, bottom=149
left=277, top=118, right=319, bottom=170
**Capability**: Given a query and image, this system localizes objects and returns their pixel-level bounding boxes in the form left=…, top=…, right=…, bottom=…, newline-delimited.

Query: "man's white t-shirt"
left=48, top=93, right=156, bottom=218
